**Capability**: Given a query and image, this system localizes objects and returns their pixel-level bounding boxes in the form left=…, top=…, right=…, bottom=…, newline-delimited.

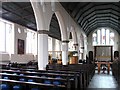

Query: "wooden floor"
left=87, top=70, right=119, bottom=89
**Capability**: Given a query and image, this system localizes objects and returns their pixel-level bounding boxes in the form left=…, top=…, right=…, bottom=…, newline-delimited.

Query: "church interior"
left=0, top=0, right=120, bottom=90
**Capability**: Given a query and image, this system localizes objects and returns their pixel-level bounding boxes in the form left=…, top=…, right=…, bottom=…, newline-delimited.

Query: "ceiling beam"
left=77, top=3, right=120, bottom=24
left=86, top=23, right=120, bottom=36
left=12, top=2, right=33, bottom=14
left=2, top=7, right=35, bottom=24
left=85, top=20, right=120, bottom=32
left=71, top=2, right=90, bottom=18
left=75, top=3, right=93, bottom=21
left=78, top=9, right=120, bottom=27
left=83, top=16, right=120, bottom=31
left=85, top=22, right=120, bottom=35
left=3, top=2, right=32, bottom=13
left=85, top=19, right=119, bottom=31
left=77, top=3, right=113, bottom=22
left=80, top=10, right=120, bottom=27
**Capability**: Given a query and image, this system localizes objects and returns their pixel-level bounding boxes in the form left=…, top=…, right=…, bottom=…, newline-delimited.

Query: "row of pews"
left=46, top=64, right=95, bottom=88
left=0, top=62, right=37, bottom=70
left=112, top=59, right=120, bottom=86
left=0, top=68, right=79, bottom=90
left=0, top=63, right=95, bottom=90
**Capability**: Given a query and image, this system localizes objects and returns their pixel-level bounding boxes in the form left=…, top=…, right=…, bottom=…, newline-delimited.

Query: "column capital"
left=62, top=40, right=69, bottom=43
left=37, top=30, right=49, bottom=34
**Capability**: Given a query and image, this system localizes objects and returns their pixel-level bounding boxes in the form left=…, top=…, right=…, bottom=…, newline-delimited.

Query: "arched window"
left=48, top=37, right=52, bottom=51
left=26, top=29, right=37, bottom=55
left=92, top=28, right=114, bottom=46
left=0, top=18, right=14, bottom=54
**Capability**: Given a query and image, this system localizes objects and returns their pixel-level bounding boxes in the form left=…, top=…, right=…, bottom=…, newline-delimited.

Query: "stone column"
left=37, top=30, right=48, bottom=70
left=52, top=38, right=56, bottom=58
left=62, top=40, right=69, bottom=65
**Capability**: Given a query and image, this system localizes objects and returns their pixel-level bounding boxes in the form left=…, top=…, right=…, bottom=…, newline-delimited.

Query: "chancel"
left=0, top=1, right=120, bottom=89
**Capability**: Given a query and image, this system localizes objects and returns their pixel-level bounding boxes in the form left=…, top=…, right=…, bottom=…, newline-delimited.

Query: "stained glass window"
left=92, top=28, right=114, bottom=46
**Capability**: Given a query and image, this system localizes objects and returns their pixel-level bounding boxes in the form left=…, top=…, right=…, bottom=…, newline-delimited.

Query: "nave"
left=1, top=1, right=120, bottom=90
left=0, top=60, right=120, bottom=90
left=88, top=70, right=118, bottom=89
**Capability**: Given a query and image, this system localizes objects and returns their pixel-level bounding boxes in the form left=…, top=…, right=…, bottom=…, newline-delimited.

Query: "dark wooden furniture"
left=95, top=62, right=112, bottom=74
left=0, top=69, right=78, bottom=89
left=112, top=60, right=120, bottom=85
left=46, top=64, right=95, bottom=88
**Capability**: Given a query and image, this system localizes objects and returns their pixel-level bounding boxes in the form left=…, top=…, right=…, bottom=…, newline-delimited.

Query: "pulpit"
left=69, top=56, right=78, bottom=64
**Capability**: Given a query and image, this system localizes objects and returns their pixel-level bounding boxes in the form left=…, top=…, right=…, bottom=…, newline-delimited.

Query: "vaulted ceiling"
left=61, top=2, right=120, bottom=36
left=1, top=2, right=120, bottom=39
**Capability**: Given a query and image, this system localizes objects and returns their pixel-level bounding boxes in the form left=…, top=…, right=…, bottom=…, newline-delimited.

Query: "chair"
left=13, top=85, right=22, bottom=90
left=44, top=80, right=51, bottom=84
left=19, top=74, right=24, bottom=76
left=31, top=88, right=40, bottom=90
left=53, top=81, right=61, bottom=85
left=0, top=84, right=9, bottom=90
left=3, top=77, right=9, bottom=80
left=41, top=75, right=46, bottom=78
left=28, top=79, right=34, bottom=82
left=19, top=78, right=26, bottom=81
left=13, top=73, right=17, bottom=75
left=56, top=76, right=62, bottom=79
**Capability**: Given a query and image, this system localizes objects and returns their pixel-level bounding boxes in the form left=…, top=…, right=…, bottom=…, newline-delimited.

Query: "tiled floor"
left=87, top=70, right=119, bottom=89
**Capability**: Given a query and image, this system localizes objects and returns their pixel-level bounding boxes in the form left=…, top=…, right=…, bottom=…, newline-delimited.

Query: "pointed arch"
left=55, top=11, right=68, bottom=41
left=70, top=25, right=78, bottom=44
left=30, top=1, right=46, bottom=30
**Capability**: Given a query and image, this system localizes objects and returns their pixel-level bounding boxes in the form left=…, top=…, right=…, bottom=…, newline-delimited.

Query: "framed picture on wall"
left=18, top=39, right=24, bottom=54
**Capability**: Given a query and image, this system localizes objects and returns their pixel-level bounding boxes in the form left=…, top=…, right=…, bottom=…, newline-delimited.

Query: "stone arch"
left=70, top=25, right=78, bottom=44
left=30, top=1, right=54, bottom=70
left=49, top=13, right=61, bottom=40
left=54, top=11, right=69, bottom=65
left=30, top=1, right=46, bottom=30
left=55, top=11, right=68, bottom=41
left=30, top=1, right=69, bottom=66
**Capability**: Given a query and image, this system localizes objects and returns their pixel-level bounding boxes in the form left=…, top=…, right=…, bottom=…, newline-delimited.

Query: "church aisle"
left=87, top=70, right=119, bottom=89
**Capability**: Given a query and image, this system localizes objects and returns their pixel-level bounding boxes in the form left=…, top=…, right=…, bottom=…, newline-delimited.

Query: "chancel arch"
left=91, top=27, right=119, bottom=62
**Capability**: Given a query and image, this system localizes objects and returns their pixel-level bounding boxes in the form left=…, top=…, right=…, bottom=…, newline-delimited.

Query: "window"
left=92, top=28, right=114, bottom=46
left=93, top=33, right=97, bottom=45
left=55, top=39, right=61, bottom=51
left=48, top=37, right=52, bottom=51
left=110, top=32, right=114, bottom=45
left=26, top=29, right=37, bottom=55
left=0, top=18, right=14, bottom=53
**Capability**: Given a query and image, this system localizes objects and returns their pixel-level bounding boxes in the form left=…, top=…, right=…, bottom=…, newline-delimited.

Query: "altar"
left=95, top=62, right=112, bottom=74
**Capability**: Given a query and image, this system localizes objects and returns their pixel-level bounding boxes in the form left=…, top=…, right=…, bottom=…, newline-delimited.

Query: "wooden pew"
left=112, top=60, right=120, bottom=85
left=0, top=69, right=78, bottom=89
left=46, top=64, right=95, bottom=88
left=0, top=78, right=66, bottom=90
left=1, top=69, right=79, bottom=89
left=0, top=72, right=73, bottom=88
left=0, top=63, right=96, bottom=88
